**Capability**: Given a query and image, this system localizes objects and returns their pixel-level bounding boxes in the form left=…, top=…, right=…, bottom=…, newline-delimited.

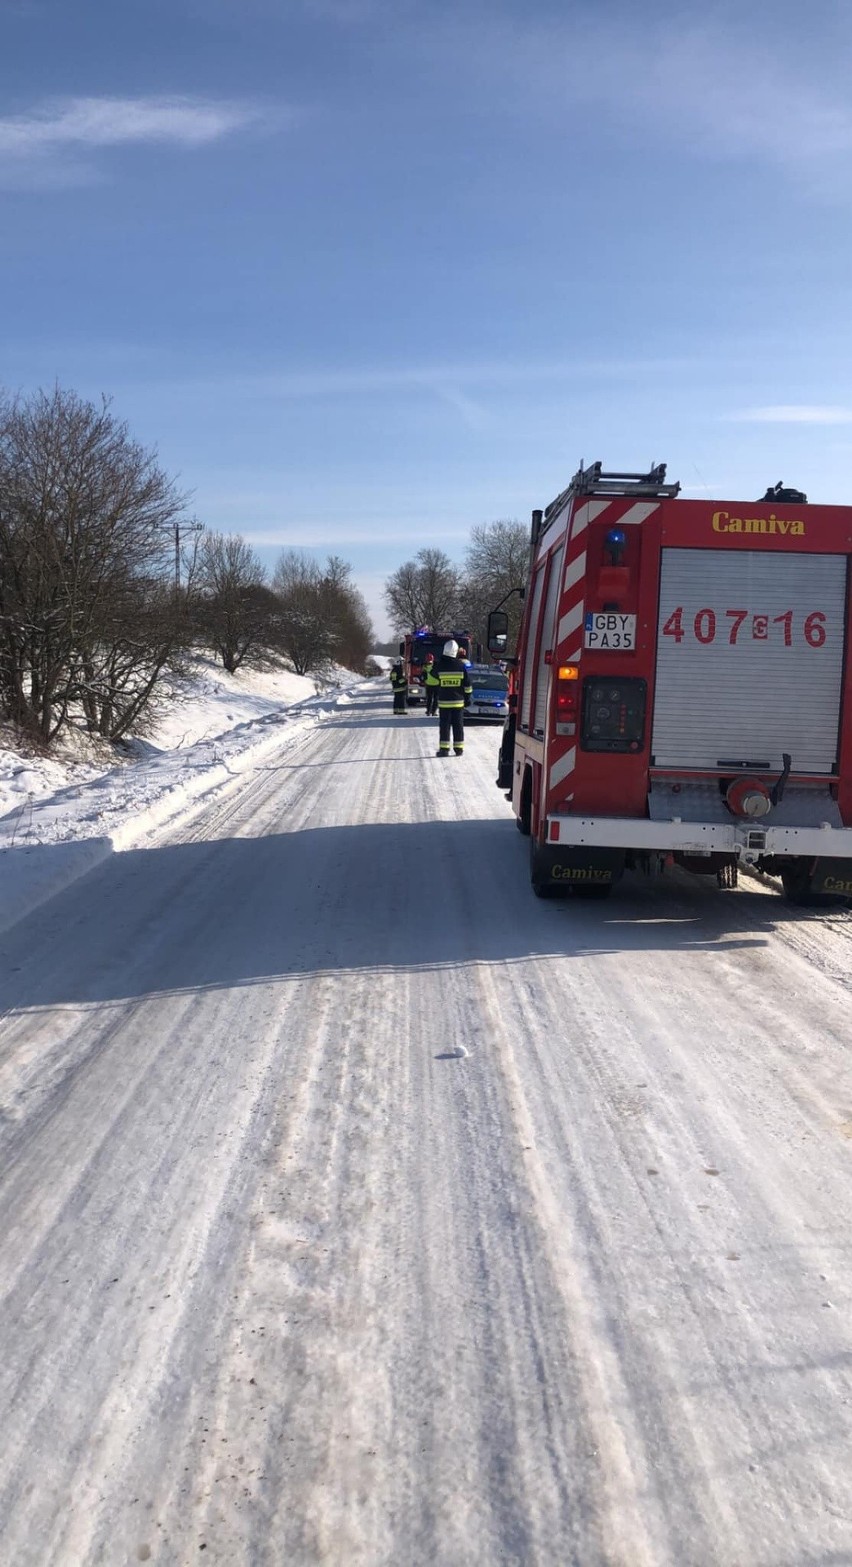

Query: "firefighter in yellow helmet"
left=431, top=640, right=472, bottom=755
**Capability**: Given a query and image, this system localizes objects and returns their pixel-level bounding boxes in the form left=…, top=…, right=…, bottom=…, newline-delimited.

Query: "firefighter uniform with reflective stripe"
left=389, top=662, right=408, bottom=714
left=422, top=654, right=438, bottom=714
left=432, top=642, right=472, bottom=754
left=424, top=656, right=440, bottom=716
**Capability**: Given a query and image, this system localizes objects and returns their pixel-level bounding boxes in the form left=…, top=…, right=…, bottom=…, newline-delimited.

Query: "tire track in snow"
left=4, top=692, right=852, bottom=1562
left=469, top=888, right=852, bottom=1566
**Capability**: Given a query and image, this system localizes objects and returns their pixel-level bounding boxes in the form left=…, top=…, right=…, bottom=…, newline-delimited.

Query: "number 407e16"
left=661, top=607, right=828, bottom=648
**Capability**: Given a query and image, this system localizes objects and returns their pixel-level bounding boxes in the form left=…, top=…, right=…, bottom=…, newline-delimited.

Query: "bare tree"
left=75, top=574, right=193, bottom=741
left=319, top=556, right=373, bottom=673
left=197, top=531, right=277, bottom=673
left=465, top=520, right=529, bottom=589
left=457, top=519, right=528, bottom=657
left=0, top=386, right=190, bottom=742
left=272, top=550, right=374, bottom=676
left=271, top=550, right=338, bottom=676
left=333, top=589, right=373, bottom=673
left=382, top=559, right=421, bottom=633
left=383, top=548, right=459, bottom=634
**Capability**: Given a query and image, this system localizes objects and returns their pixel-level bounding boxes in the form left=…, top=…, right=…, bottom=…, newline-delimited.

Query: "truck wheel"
left=516, top=770, right=532, bottom=836
left=530, top=837, right=559, bottom=898
left=780, top=860, right=816, bottom=905
left=497, top=716, right=515, bottom=791
left=780, top=859, right=847, bottom=908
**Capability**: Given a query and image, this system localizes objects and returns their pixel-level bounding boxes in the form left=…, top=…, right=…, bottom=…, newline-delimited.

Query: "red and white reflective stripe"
left=555, top=500, right=608, bottom=653
left=557, top=600, right=585, bottom=644
left=569, top=498, right=610, bottom=539
left=563, top=550, right=587, bottom=595
left=557, top=498, right=662, bottom=655
left=617, top=502, right=659, bottom=528
left=549, top=746, right=576, bottom=790
left=536, top=502, right=570, bottom=557
left=546, top=497, right=660, bottom=796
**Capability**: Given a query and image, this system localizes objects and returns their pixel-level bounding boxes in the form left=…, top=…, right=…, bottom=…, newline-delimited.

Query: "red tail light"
left=557, top=687, right=578, bottom=715
left=556, top=666, right=579, bottom=716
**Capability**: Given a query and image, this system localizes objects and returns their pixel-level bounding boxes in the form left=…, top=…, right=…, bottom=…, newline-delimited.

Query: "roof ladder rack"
left=568, top=461, right=681, bottom=499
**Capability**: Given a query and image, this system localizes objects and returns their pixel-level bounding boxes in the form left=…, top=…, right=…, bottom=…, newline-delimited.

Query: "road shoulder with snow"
left=2, top=685, right=852, bottom=1564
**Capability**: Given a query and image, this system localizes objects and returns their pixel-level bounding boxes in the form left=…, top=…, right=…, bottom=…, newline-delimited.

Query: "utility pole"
left=171, top=519, right=204, bottom=593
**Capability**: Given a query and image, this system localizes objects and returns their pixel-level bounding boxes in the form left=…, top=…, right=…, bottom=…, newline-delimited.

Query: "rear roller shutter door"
left=652, top=549, right=847, bottom=773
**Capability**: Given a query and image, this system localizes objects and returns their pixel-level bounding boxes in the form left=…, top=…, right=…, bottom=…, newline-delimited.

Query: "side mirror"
left=487, top=610, right=509, bottom=655
left=398, top=641, right=405, bottom=656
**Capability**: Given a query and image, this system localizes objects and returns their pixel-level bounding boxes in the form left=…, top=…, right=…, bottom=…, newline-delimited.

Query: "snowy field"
left=0, top=657, right=360, bottom=933
left=3, top=682, right=852, bottom=1564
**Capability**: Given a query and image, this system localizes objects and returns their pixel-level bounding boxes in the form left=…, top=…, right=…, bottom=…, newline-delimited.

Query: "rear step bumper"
left=545, top=815, right=852, bottom=864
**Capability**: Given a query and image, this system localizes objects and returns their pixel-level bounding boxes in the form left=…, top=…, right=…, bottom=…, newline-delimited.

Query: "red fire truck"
left=491, top=462, right=852, bottom=902
left=400, top=628, right=472, bottom=703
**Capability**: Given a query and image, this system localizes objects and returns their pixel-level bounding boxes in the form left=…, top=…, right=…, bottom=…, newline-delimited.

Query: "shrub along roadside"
left=0, top=387, right=375, bottom=751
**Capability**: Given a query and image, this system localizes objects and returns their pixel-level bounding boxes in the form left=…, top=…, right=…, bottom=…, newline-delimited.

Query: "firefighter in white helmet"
left=431, top=640, right=472, bottom=756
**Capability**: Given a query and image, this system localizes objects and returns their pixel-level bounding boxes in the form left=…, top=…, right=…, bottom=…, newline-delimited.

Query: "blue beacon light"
left=605, top=527, right=627, bottom=565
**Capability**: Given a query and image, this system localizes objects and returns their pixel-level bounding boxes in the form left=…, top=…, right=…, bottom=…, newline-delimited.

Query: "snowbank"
left=0, top=657, right=369, bottom=935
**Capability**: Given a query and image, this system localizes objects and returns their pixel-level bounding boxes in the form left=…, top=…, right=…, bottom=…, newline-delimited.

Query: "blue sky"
left=3, top=0, right=852, bottom=637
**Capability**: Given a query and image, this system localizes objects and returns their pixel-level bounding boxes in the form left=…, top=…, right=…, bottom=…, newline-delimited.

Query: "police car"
left=466, top=663, right=510, bottom=721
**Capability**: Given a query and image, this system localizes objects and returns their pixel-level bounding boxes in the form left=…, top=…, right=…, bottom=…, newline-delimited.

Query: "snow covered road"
left=3, top=684, right=852, bottom=1564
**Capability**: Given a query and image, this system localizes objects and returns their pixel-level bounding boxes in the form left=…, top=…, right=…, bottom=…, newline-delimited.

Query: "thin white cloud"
left=0, top=95, right=267, bottom=173
left=127, top=353, right=707, bottom=439
left=424, top=8, right=852, bottom=192
left=432, top=383, right=491, bottom=431
left=161, top=354, right=707, bottom=401
left=624, top=33, right=852, bottom=177
left=290, top=0, right=404, bottom=18
left=242, top=524, right=457, bottom=546
left=218, top=511, right=475, bottom=547
left=194, top=0, right=411, bottom=21
left=196, top=474, right=497, bottom=544
left=732, top=406, right=852, bottom=425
